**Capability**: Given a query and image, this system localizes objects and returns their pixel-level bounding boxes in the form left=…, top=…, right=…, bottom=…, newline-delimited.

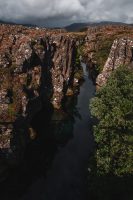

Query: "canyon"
left=0, top=23, right=133, bottom=199
left=0, top=25, right=85, bottom=166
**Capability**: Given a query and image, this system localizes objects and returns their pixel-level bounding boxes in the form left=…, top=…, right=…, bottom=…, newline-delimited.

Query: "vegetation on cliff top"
left=94, top=37, right=114, bottom=73
left=90, top=66, right=133, bottom=176
left=89, top=66, right=133, bottom=199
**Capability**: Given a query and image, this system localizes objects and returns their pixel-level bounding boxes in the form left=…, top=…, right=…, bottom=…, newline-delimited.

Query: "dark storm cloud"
left=0, top=0, right=133, bottom=26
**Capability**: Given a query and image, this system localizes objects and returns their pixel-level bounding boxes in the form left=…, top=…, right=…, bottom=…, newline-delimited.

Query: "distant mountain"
left=0, top=19, right=36, bottom=27
left=64, top=23, right=89, bottom=32
left=0, top=19, right=133, bottom=31
left=0, top=19, right=16, bottom=25
left=65, top=21, right=133, bottom=32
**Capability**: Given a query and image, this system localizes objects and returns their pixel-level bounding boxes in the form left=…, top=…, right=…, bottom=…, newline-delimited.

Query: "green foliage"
left=38, top=44, right=44, bottom=50
left=30, top=39, right=36, bottom=46
left=94, top=38, right=114, bottom=73
left=90, top=66, right=133, bottom=176
left=74, top=69, right=83, bottom=80
left=75, top=46, right=82, bottom=67
left=75, top=52, right=80, bottom=67
left=74, top=46, right=84, bottom=80
left=8, top=104, right=16, bottom=121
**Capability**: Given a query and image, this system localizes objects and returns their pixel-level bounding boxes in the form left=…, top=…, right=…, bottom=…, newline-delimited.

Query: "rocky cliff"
left=96, top=38, right=133, bottom=87
left=83, top=25, right=133, bottom=81
left=1, top=23, right=133, bottom=180
left=0, top=25, right=82, bottom=169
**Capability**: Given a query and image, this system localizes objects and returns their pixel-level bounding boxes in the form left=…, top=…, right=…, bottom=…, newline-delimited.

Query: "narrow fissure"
left=0, top=63, right=95, bottom=200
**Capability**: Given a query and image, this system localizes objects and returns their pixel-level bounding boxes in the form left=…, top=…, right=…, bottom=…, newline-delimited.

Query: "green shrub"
left=90, top=66, right=133, bottom=176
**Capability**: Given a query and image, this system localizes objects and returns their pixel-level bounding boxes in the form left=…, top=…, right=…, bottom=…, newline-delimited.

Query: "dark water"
left=0, top=63, right=95, bottom=200
left=21, top=63, right=95, bottom=200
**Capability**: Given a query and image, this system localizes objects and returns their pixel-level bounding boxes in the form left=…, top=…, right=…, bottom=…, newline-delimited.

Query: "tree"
left=90, top=66, right=133, bottom=176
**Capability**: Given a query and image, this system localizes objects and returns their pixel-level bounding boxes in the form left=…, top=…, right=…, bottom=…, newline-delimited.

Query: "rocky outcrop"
left=96, top=38, right=133, bottom=87
left=84, top=24, right=133, bottom=62
left=0, top=24, right=80, bottom=168
left=83, top=25, right=133, bottom=82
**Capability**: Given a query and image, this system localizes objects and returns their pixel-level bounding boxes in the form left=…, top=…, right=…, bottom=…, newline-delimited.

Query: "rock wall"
left=0, top=25, right=79, bottom=164
left=96, top=38, right=133, bottom=87
left=83, top=25, right=133, bottom=82
left=84, top=24, right=133, bottom=62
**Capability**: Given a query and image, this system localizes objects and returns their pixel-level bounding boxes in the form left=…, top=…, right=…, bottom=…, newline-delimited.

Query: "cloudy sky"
left=0, top=0, right=133, bottom=27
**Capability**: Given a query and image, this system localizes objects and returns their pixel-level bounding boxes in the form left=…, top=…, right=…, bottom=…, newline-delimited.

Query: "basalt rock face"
left=96, top=38, right=133, bottom=87
left=83, top=25, right=133, bottom=82
left=0, top=25, right=78, bottom=168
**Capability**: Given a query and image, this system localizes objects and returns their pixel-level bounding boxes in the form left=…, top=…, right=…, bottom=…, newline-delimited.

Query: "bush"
left=90, top=66, right=133, bottom=176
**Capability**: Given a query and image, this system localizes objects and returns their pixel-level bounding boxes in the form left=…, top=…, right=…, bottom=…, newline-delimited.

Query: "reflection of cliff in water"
left=51, top=94, right=82, bottom=146
left=0, top=87, right=80, bottom=200
left=0, top=63, right=95, bottom=200
left=20, top=63, right=95, bottom=200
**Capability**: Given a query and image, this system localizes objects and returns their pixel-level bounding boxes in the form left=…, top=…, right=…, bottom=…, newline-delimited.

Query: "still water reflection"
left=22, top=63, right=95, bottom=200
left=0, top=63, right=95, bottom=200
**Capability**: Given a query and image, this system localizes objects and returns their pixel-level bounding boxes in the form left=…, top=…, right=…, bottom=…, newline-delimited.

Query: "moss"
left=75, top=46, right=81, bottom=67
left=94, top=38, right=114, bottom=73
left=8, top=104, right=16, bottom=120
left=74, top=69, right=83, bottom=80
left=38, top=44, right=44, bottom=50
left=30, top=39, right=36, bottom=46
left=11, top=63, right=17, bottom=69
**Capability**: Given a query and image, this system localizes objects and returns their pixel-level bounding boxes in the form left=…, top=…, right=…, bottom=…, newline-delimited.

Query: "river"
left=0, top=63, right=95, bottom=200
left=21, top=63, right=95, bottom=200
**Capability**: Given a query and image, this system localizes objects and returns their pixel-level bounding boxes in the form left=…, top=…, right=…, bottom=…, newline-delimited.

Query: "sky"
left=0, top=0, right=133, bottom=27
